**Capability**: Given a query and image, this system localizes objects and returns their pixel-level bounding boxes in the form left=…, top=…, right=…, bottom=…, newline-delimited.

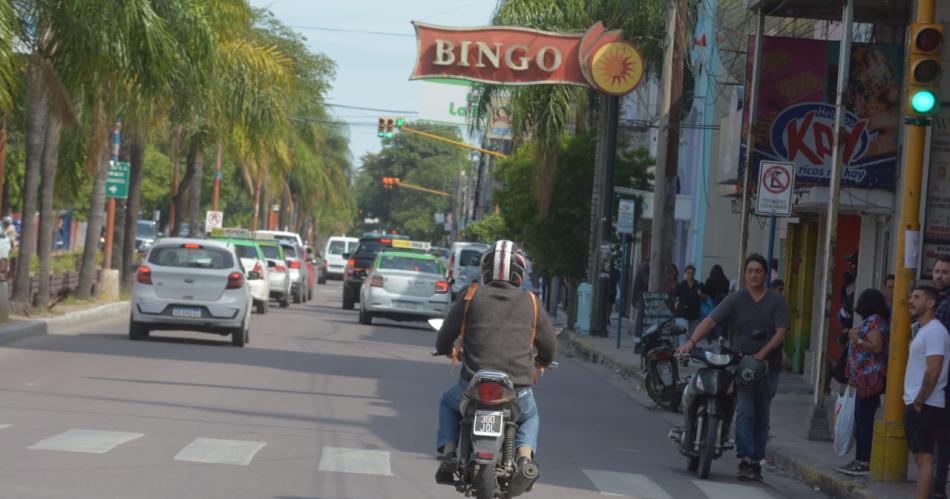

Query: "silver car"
left=358, top=251, right=451, bottom=325
left=130, top=238, right=253, bottom=347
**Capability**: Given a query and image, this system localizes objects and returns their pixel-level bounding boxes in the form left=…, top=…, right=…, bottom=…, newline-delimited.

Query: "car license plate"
left=472, top=411, right=504, bottom=437
left=172, top=307, right=202, bottom=318
left=393, top=300, right=420, bottom=310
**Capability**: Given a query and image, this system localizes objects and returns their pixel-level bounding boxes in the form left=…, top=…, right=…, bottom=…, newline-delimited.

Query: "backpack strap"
left=451, top=284, right=479, bottom=367
left=528, top=291, right=540, bottom=383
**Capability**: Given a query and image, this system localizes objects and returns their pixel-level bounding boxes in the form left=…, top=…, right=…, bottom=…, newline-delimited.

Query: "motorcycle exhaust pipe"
left=507, top=460, right=540, bottom=497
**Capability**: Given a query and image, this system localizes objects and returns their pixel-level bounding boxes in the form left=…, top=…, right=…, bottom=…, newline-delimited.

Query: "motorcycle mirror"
left=428, top=319, right=444, bottom=331
left=554, top=327, right=564, bottom=337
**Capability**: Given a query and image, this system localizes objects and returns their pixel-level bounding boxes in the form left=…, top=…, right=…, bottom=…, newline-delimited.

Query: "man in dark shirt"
left=434, top=240, right=557, bottom=483
left=677, top=253, right=789, bottom=482
left=931, top=255, right=950, bottom=498
left=675, top=264, right=705, bottom=340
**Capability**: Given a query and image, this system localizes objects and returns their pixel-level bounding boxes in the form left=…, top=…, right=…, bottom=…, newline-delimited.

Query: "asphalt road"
left=0, top=281, right=829, bottom=499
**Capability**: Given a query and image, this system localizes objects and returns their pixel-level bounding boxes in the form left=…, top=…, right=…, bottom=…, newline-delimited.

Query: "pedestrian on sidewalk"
left=836, top=288, right=889, bottom=477
left=704, top=265, right=730, bottom=342
left=883, top=273, right=895, bottom=312
left=674, top=265, right=704, bottom=343
left=903, top=285, right=950, bottom=499
left=930, top=255, right=950, bottom=498
left=676, top=253, right=789, bottom=482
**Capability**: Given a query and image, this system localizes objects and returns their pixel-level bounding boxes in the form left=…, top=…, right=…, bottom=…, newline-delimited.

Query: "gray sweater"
left=436, top=281, right=557, bottom=387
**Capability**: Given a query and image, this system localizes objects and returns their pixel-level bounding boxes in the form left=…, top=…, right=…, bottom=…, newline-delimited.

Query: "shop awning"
left=747, top=0, right=910, bottom=24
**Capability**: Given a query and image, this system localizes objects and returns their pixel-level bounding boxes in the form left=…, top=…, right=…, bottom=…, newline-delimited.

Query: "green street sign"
left=105, top=161, right=130, bottom=199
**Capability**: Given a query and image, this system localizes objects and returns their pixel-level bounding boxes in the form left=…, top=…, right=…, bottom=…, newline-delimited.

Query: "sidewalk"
left=0, top=300, right=129, bottom=345
left=556, top=311, right=917, bottom=499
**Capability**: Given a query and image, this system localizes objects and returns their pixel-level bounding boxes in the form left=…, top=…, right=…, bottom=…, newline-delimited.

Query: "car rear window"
left=459, top=249, right=484, bottom=267
left=355, top=240, right=388, bottom=254
left=379, top=256, right=441, bottom=274
left=149, top=246, right=233, bottom=269
left=281, top=245, right=298, bottom=258
left=259, top=245, right=281, bottom=259
left=328, top=241, right=346, bottom=255
left=235, top=245, right=258, bottom=260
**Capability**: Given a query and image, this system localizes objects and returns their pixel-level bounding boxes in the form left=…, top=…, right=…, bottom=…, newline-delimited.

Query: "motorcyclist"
left=434, top=240, right=557, bottom=484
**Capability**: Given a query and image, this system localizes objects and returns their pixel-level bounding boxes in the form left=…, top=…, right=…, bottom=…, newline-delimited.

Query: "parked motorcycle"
left=641, top=317, right=688, bottom=412
left=668, top=343, right=740, bottom=479
left=428, top=318, right=555, bottom=499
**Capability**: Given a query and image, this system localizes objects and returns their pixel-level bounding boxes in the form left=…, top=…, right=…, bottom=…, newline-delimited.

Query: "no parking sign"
left=755, top=161, right=795, bottom=217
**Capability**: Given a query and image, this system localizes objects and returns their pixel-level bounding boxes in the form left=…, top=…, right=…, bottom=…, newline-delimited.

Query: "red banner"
left=410, top=22, right=644, bottom=96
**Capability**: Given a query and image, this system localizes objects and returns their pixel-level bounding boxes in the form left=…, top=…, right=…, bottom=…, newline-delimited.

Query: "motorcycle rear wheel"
left=698, top=414, right=719, bottom=479
left=474, top=464, right=496, bottom=499
left=645, top=363, right=673, bottom=410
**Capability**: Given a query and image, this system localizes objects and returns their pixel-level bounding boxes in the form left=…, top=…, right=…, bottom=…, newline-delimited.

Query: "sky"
left=250, top=0, right=496, bottom=165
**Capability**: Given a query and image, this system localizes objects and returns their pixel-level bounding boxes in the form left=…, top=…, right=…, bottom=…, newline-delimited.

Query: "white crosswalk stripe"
left=0, top=424, right=10, bottom=431
left=692, top=480, right=778, bottom=499
left=174, top=438, right=267, bottom=466
left=27, top=429, right=145, bottom=454
left=582, top=469, right=675, bottom=499
left=318, top=447, right=393, bottom=476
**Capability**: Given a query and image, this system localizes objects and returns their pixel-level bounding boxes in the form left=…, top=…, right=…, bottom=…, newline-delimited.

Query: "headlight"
left=704, top=351, right=733, bottom=366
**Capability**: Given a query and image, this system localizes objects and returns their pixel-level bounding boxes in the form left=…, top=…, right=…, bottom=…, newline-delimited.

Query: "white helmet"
left=480, top=240, right=527, bottom=286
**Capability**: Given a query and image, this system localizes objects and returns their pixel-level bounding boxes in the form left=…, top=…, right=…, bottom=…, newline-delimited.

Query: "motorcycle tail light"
left=476, top=452, right=494, bottom=460
left=477, top=382, right=505, bottom=404
left=654, top=350, right=671, bottom=362
left=136, top=265, right=152, bottom=285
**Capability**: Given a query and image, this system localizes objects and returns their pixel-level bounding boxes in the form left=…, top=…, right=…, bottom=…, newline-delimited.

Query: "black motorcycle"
left=641, top=317, right=688, bottom=412
left=429, top=319, right=554, bottom=499
left=668, top=343, right=739, bottom=479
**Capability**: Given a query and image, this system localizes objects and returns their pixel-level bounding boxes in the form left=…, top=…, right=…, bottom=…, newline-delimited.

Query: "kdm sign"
left=411, top=22, right=644, bottom=96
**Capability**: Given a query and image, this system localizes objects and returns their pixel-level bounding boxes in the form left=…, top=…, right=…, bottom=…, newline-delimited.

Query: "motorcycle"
left=641, top=317, right=688, bottom=412
left=428, top=318, right=556, bottom=499
left=668, top=342, right=740, bottom=479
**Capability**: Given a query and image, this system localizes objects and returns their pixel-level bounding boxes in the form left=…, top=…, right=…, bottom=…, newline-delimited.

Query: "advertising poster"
left=742, top=37, right=902, bottom=190
left=922, top=108, right=950, bottom=278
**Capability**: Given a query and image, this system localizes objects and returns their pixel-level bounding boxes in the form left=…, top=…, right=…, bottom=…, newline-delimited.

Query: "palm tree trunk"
left=14, top=57, right=49, bottom=304
left=0, top=114, right=9, bottom=213
left=251, top=172, right=263, bottom=230
left=170, top=140, right=196, bottom=238
left=186, top=143, right=204, bottom=238
left=37, top=111, right=63, bottom=309
left=76, top=107, right=111, bottom=300
left=111, top=199, right=126, bottom=269
left=121, top=131, right=145, bottom=291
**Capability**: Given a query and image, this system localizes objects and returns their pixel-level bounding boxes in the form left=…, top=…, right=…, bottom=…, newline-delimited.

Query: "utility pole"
left=590, top=96, right=621, bottom=336
left=806, top=0, right=853, bottom=443
left=102, top=121, right=121, bottom=270
left=648, top=0, right=686, bottom=293
left=212, top=143, right=223, bottom=211
left=872, top=0, right=936, bottom=482
left=737, top=7, right=765, bottom=284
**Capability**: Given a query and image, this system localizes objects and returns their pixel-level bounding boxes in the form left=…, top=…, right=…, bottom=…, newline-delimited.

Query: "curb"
left=564, top=332, right=885, bottom=499
left=0, top=301, right=130, bottom=345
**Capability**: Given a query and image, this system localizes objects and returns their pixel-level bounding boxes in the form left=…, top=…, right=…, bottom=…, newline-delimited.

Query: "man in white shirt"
left=905, top=285, right=950, bottom=499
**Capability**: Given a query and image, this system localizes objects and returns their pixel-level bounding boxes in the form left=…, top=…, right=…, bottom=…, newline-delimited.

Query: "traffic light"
left=395, top=117, right=406, bottom=127
left=377, top=118, right=386, bottom=137
left=381, top=176, right=401, bottom=189
left=907, top=23, right=944, bottom=117
left=385, top=119, right=395, bottom=139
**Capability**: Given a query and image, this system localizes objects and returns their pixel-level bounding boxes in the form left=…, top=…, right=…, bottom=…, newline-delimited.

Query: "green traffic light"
left=377, top=131, right=384, bottom=138
left=912, top=90, right=937, bottom=113
left=385, top=132, right=394, bottom=139
left=395, top=118, right=405, bottom=127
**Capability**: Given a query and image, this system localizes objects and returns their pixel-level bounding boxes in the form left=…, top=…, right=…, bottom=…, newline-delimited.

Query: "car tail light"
left=347, top=258, right=356, bottom=268
left=380, top=238, right=392, bottom=244
left=136, top=265, right=152, bottom=285
left=370, top=275, right=384, bottom=287
left=252, top=262, right=263, bottom=274
left=447, top=255, right=455, bottom=280
left=275, top=264, right=287, bottom=272
left=434, top=281, right=449, bottom=293
left=226, top=271, right=244, bottom=289
left=477, top=382, right=505, bottom=404
left=289, top=260, right=301, bottom=269
left=182, top=243, right=202, bottom=249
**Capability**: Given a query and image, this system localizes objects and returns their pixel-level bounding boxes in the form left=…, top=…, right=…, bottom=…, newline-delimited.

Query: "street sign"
left=617, top=199, right=635, bottom=234
left=205, top=211, right=224, bottom=231
left=105, top=161, right=130, bottom=199
left=755, top=160, right=795, bottom=217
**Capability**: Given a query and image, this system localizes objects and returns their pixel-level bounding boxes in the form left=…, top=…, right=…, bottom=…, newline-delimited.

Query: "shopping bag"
left=699, top=297, right=715, bottom=320
left=833, top=386, right=856, bottom=457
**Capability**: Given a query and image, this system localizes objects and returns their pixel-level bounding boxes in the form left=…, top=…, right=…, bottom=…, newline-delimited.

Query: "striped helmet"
left=480, top=240, right=527, bottom=286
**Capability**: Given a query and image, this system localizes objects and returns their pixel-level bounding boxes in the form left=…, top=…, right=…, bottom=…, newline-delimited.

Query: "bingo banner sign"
left=410, top=22, right=644, bottom=96
left=742, top=37, right=903, bottom=190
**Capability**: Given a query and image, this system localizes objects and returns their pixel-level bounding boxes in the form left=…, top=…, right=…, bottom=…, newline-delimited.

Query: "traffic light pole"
left=871, top=0, right=935, bottom=481
left=399, top=126, right=507, bottom=159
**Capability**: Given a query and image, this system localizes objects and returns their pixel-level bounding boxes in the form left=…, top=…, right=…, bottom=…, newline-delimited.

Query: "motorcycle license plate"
left=658, top=362, right=672, bottom=375
left=472, top=411, right=504, bottom=437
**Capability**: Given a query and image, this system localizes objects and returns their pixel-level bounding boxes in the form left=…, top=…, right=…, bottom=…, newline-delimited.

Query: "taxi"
left=358, top=246, right=451, bottom=325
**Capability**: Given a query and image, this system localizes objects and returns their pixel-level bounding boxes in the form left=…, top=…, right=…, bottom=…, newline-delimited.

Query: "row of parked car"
left=129, top=229, right=322, bottom=347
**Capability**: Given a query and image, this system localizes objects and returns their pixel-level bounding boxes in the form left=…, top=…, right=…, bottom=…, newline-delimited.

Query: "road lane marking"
left=691, top=480, right=776, bottom=499
left=174, top=438, right=267, bottom=466
left=0, top=425, right=10, bottom=431
left=28, top=429, right=144, bottom=454
left=582, top=469, right=675, bottom=499
left=318, top=447, right=392, bottom=476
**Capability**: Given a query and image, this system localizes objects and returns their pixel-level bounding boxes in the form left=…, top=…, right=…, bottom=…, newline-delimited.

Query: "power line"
left=325, top=103, right=418, bottom=114
left=289, top=25, right=414, bottom=38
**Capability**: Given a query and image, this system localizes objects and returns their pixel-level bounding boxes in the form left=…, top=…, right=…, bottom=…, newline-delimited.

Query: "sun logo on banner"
left=590, top=42, right=644, bottom=96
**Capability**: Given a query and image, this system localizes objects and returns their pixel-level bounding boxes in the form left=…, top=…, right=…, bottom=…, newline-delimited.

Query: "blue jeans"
left=735, top=371, right=780, bottom=461
left=437, top=377, right=540, bottom=454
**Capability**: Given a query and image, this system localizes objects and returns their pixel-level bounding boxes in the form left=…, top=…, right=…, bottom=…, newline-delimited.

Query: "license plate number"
left=658, top=362, right=672, bottom=375
left=393, top=300, right=421, bottom=310
left=472, top=411, right=504, bottom=437
left=172, top=307, right=202, bottom=318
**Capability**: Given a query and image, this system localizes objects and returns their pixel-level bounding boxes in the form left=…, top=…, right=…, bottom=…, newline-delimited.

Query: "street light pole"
left=103, top=120, right=121, bottom=270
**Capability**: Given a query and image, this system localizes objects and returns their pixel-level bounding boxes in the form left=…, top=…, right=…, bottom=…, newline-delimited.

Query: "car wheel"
left=231, top=322, right=247, bottom=347
left=318, top=276, right=327, bottom=285
left=359, top=304, right=373, bottom=325
left=342, top=290, right=355, bottom=310
left=255, top=300, right=267, bottom=314
left=129, top=319, right=149, bottom=341
left=279, top=294, right=290, bottom=308
left=293, top=289, right=302, bottom=304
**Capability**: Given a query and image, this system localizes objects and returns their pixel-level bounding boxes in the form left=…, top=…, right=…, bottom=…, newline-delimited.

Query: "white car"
left=257, top=240, right=292, bottom=308
left=130, top=238, right=253, bottom=347
left=232, top=241, right=271, bottom=314
left=447, top=242, right=490, bottom=298
left=321, top=236, right=359, bottom=282
left=358, top=251, right=451, bottom=325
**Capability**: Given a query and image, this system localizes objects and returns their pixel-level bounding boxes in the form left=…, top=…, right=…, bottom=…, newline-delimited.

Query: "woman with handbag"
left=836, top=288, right=890, bottom=476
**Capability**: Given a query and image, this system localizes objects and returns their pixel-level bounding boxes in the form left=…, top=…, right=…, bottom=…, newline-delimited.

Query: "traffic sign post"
left=615, top=198, right=636, bottom=348
left=755, top=160, right=795, bottom=290
left=105, top=161, right=130, bottom=200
